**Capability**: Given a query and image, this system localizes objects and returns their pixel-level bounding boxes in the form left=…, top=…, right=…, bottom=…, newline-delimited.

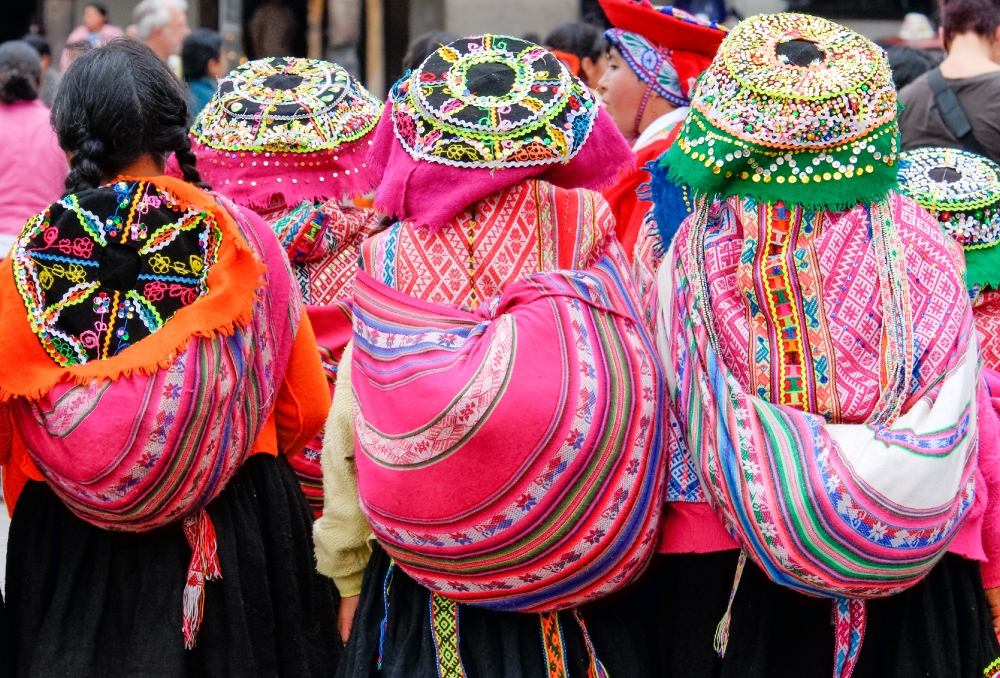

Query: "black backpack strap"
left=926, top=67, right=989, bottom=156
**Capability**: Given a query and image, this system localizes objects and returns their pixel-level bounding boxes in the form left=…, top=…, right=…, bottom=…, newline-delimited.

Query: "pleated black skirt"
left=337, top=543, right=650, bottom=678
left=5, top=453, right=340, bottom=678
left=581, top=550, right=1000, bottom=678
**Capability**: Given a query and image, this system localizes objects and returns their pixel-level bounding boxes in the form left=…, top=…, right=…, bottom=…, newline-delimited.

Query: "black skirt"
left=580, top=550, right=1000, bottom=678
left=5, top=453, right=340, bottom=678
left=338, top=543, right=652, bottom=678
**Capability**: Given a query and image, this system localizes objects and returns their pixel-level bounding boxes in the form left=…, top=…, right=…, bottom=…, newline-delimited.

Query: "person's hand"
left=339, top=595, right=360, bottom=644
left=985, top=586, right=1000, bottom=636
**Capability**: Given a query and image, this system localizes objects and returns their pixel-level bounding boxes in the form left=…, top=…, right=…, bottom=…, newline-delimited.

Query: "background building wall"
left=443, top=0, right=577, bottom=41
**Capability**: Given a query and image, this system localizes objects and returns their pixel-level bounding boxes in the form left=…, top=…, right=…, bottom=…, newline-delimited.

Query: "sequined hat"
left=191, top=57, right=383, bottom=208
left=369, top=35, right=635, bottom=228
left=661, top=13, right=900, bottom=210
left=897, top=147, right=1000, bottom=290
left=599, top=0, right=728, bottom=106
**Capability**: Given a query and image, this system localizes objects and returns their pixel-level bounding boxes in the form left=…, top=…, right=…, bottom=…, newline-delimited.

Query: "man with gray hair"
left=133, top=0, right=191, bottom=62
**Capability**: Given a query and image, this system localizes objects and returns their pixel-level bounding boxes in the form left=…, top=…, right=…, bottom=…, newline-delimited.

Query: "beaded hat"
left=191, top=57, right=383, bottom=208
left=897, top=147, right=1000, bottom=290
left=661, top=13, right=899, bottom=210
left=369, top=35, right=635, bottom=228
left=600, top=1, right=728, bottom=107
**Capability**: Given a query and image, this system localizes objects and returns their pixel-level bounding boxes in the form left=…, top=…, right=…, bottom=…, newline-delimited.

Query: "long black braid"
left=51, top=39, right=209, bottom=195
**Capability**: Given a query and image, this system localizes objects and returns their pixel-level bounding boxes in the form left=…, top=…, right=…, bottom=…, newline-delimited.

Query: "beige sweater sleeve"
left=312, top=341, right=375, bottom=596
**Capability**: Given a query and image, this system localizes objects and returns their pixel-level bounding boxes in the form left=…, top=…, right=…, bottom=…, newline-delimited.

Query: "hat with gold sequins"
left=661, top=13, right=899, bottom=210
left=191, top=57, right=383, bottom=208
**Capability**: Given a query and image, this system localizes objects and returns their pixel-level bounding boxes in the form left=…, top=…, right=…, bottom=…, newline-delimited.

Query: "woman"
left=0, top=40, right=339, bottom=677
left=188, top=56, right=383, bottom=518
left=0, top=40, right=68, bottom=256
left=59, top=3, right=123, bottom=70
left=597, top=0, right=726, bottom=263
left=316, top=35, right=667, bottom=677
left=637, top=14, right=1000, bottom=678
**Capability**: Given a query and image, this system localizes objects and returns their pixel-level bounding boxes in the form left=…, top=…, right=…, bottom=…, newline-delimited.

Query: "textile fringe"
left=713, top=550, right=747, bottom=658
left=181, top=510, right=222, bottom=649
left=430, top=593, right=467, bottom=677
left=572, top=610, right=610, bottom=678
left=378, top=561, right=396, bottom=671
left=537, top=610, right=610, bottom=678
left=833, top=598, right=866, bottom=678
left=377, top=562, right=395, bottom=670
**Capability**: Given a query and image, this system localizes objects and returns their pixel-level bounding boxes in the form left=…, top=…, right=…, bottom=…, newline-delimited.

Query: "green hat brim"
left=660, top=108, right=899, bottom=212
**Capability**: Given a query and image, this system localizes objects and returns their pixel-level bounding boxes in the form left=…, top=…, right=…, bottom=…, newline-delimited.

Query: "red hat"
left=599, top=0, right=727, bottom=56
left=600, top=0, right=727, bottom=102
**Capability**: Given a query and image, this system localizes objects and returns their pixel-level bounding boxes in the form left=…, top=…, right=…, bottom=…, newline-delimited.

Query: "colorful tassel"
left=181, top=510, right=222, bottom=649
left=572, top=610, right=610, bottom=678
left=713, top=550, right=747, bottom=658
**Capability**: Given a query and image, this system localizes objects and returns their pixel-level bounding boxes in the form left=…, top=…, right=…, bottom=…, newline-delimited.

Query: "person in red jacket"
left=597, top=0, right=725, bottom=272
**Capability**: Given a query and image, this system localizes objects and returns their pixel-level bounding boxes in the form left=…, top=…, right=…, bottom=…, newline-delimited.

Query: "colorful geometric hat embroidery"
left=605, top=28, right=688, bottom=106
left=662, top=13, right=899, bottom=210
left=11, top=180, right=221, bottom=366
left=191, top=57, right=382, bottom=207
left=897, top=147, right=1000, bottom=290
left=194, top=57, right=380, bottom=153
left=392, top=34, right=599, bottom=169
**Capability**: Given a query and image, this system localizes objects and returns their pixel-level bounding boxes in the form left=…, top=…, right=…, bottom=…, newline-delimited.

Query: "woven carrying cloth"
left=659, top=195, right=978, bottom=678
left=269, top=199, right=378, bottom=516
left=0, top=176, right=301, bottom=647
left=192, top=57, right=382, bottom=207
left=653, top=15, right=978, bottom=678
left=351, top=180, right=664, bottom=612
left=661, top=13, right=899, bottom=211
left=369, top=36, right=635, bottom=229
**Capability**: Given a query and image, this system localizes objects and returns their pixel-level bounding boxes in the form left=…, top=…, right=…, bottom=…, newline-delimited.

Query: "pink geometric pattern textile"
left=351, top=179, right=665, bottom=611
left=352, top=245, right=665, bottom=611
left=263, top=197, right=379, bottom=516
left=659, top=192, right=978, bottom=678
left=702, top=193, right=966, bottom=422
left=360, top=180, right=614, bottom=310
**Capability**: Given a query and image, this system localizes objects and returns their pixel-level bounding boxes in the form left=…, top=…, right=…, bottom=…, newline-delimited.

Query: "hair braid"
left=168, top=126, right=210, bottom=190
left=64, top=137, right=106, bottom=194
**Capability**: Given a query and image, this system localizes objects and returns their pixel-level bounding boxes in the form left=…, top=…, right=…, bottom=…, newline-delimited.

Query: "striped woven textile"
left=10, top=188, right=299, bottom=533
left=658, top=194, right=979, bottom=601
left=266, top=198, right=378, bottom=517
left=351, top=238, right=665, bottom=612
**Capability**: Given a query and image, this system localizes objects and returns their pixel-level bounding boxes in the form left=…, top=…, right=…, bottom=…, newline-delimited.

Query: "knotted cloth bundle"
left=0, top=176, right=300, bottom=647
left=351, top=244, right=665, bottom=611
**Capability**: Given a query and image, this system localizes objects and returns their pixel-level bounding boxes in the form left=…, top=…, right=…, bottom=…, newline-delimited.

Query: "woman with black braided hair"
left=0, top=39, right=340, bottom=677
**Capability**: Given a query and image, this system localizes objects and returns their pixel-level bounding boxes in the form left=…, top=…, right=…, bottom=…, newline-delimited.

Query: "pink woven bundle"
left=11, top=195, right=298, bottom=533
left=351, top=243, right=665, bottom=612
